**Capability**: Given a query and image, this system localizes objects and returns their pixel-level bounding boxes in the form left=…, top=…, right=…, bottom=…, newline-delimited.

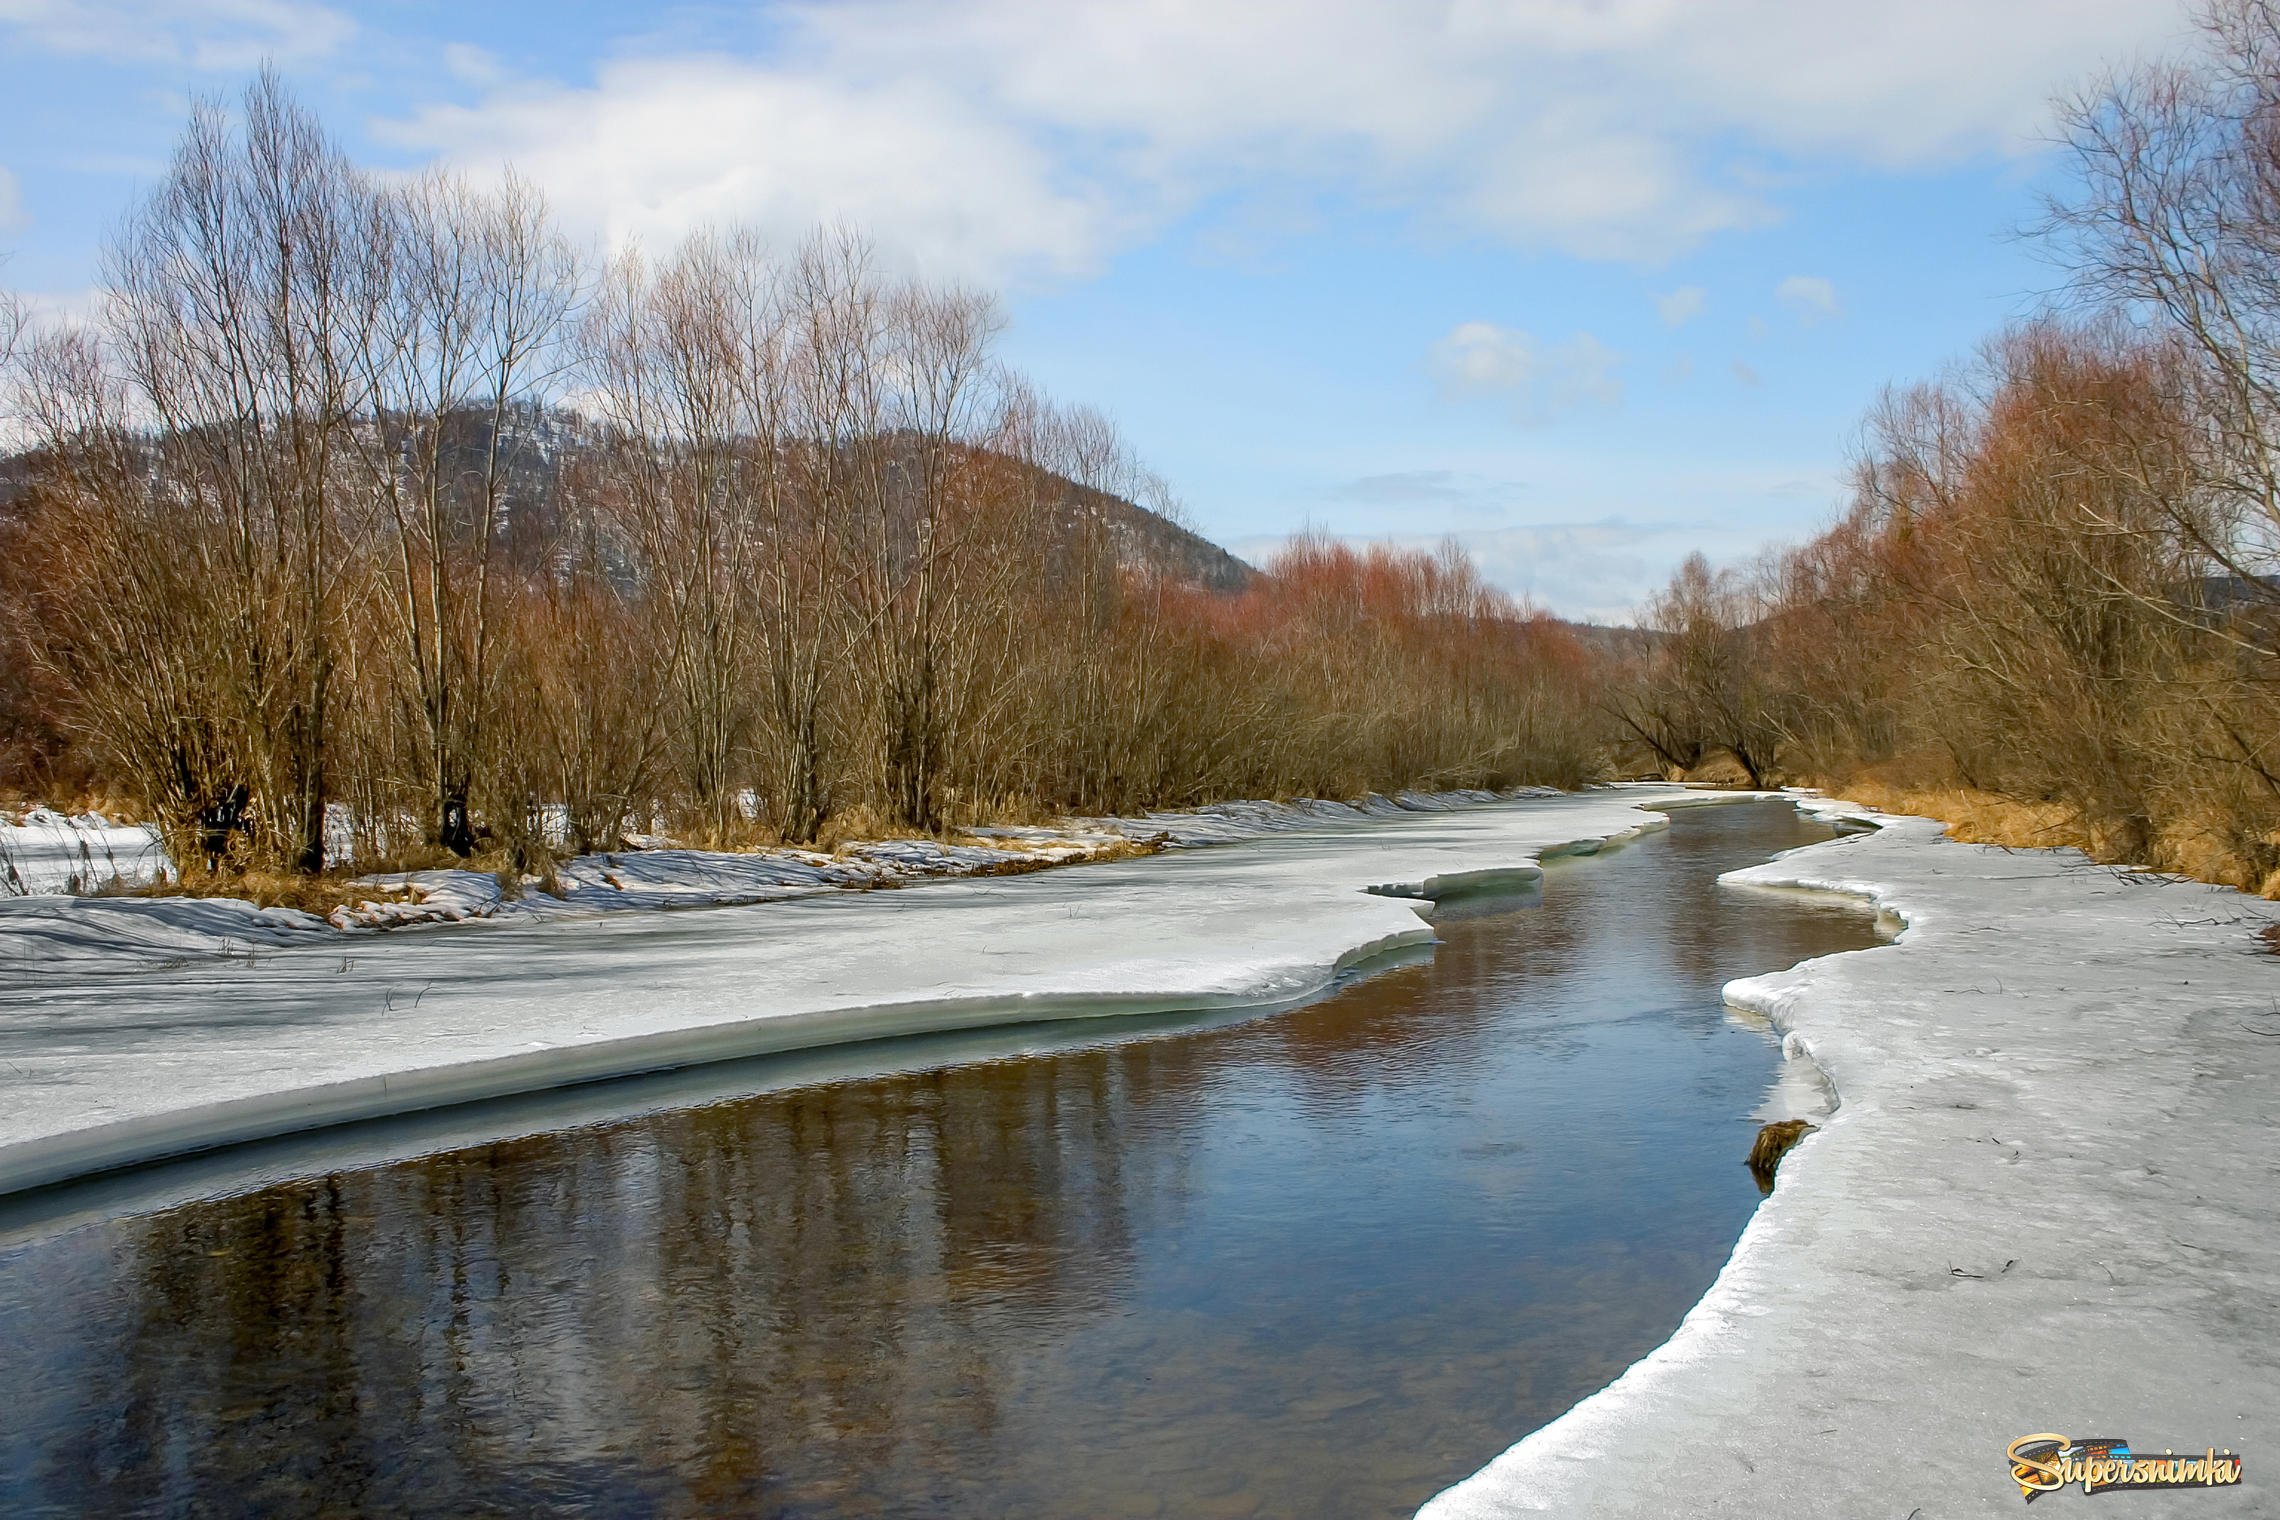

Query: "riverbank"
left=0, top=785, right=1713, bottom=1198
left=0, top=788, right=1542, bottom=969
left=1422, top=799, right=2280, bottom=1517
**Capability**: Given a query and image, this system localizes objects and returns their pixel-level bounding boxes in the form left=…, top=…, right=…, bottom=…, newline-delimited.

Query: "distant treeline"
left=0, top=75, right=1601, bottom=878
left=1608, top=0, right=2280, bottom=892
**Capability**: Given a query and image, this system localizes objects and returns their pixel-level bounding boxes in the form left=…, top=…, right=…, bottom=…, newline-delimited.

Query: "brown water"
left=0, top=800, right=1878, bottom=1519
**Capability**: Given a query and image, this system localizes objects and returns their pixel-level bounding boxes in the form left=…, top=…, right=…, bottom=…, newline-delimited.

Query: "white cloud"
left=0, top=0, right=352, bottom=69
left=1428, top=321, right=1621, bottom=421
left=1656, top=284, right=1705, bottom=327
left=1776, top=273, right=1841, bottom=323
left=0, top=166, right=23, bottom=234
left=377, top=0, right=2194, bottom=283
left=1454, top=115, right=1769, bottom=259
left=1731, top=358, right=1764, bottom=387
left=441, top=42, right=501, bottom=87
left=386, top=58, right=1122, bottom=283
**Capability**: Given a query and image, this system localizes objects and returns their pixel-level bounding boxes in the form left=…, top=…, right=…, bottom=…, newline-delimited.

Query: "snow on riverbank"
left=0, top=785, right=1670, bottom=1196
left=331, top=834, right=1118, bottom=931
left=0, top=787, right=1551, bottom=964
left=329, top=788, right=1542, bottom=931
left=1422, top=799, right=2280, bottom=1518
left=0, top=808, right=166, bottom=895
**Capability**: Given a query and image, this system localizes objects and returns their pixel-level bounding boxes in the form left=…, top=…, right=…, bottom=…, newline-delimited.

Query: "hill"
left=0, top=404, right=1258, bottom=597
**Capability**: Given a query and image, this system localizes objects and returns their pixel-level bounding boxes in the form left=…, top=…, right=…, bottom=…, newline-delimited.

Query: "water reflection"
left=0, top=801, right=1878, bottom=1519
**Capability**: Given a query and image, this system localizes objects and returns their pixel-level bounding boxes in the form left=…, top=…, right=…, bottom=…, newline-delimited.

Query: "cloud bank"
left=0, top=0, right=353, bottom=71
left=370, top=0, right=2193, bottom=282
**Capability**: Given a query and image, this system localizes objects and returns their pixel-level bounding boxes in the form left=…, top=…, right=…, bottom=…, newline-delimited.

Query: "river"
left=0, top=798, right=1878, bottom=1518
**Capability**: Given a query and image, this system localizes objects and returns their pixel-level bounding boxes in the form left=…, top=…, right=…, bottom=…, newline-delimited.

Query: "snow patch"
left=0, top=809, right=166, bottom=896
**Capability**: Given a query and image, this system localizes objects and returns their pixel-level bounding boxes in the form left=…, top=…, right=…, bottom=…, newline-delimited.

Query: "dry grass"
left=1816, top=768, right=2280, bottom=898
left=2148, top=820, right=2273, bottom=896
left=105, top=837, right=536, bottom=917
left=1747, top=1119, right=1815, bottom=1193
left=1829, top=774, right=2095, bottom=853
left=1677, top=750, right=1756, bottom=787
left=112, top=868, right=405, bottom=918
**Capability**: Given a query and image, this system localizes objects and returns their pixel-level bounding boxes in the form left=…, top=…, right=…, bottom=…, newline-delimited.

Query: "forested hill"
left=0, top=405, right=1255, bottom=595
left=1057, top=473, right=1257, bottom=592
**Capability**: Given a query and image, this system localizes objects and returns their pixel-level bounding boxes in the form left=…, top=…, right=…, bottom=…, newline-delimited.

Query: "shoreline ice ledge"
left=0, top=784, right=1724, bottom=1199
left=1422, top=799, right=2280, bottom=1518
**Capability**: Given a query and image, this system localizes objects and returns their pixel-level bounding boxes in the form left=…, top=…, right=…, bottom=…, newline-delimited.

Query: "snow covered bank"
left=0, top=808, right=165, bottom=895
left=1423, top=800, right=2280, bottom=1518
left=0, top=785, right=1687, bottom=1197
left=0, top=895, right=335, bottom=971
left=328, top=834, right=1118, bottom=932
left=0, top=787, right=1560, bottom=965
left=329, top=788, right=1549, bottom=931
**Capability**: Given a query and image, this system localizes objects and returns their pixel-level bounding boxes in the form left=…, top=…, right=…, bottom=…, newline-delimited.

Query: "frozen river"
left=0, top=800, right=1877, bottom=1517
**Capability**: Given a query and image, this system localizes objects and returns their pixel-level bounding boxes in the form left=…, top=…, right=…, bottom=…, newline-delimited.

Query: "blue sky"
left=0, top=1, right=2198, bottom=620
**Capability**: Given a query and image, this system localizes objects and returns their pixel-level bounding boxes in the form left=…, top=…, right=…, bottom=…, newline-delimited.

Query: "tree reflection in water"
left=1, top=801, right=1878, bottom=1518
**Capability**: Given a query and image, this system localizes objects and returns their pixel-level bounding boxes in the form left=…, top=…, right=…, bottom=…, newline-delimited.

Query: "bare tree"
left=0, top=284, right=23, bottom=381
left=2047, top=0, right=2280, bottom=613
left=1605, top=553, right=1782, bottom=783
left=351, top=170, right=581, bottom=855
left=760, top=228, right=881, bottom=841
left=581, top=236, right=775, bottom=841
left=94, top=71, right=388, bottom=871
left=853, top=278, right=1010, bottom=831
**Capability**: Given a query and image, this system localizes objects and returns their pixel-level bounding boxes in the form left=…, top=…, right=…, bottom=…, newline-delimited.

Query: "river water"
left=0, top=799, right=1878, bottom=1518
